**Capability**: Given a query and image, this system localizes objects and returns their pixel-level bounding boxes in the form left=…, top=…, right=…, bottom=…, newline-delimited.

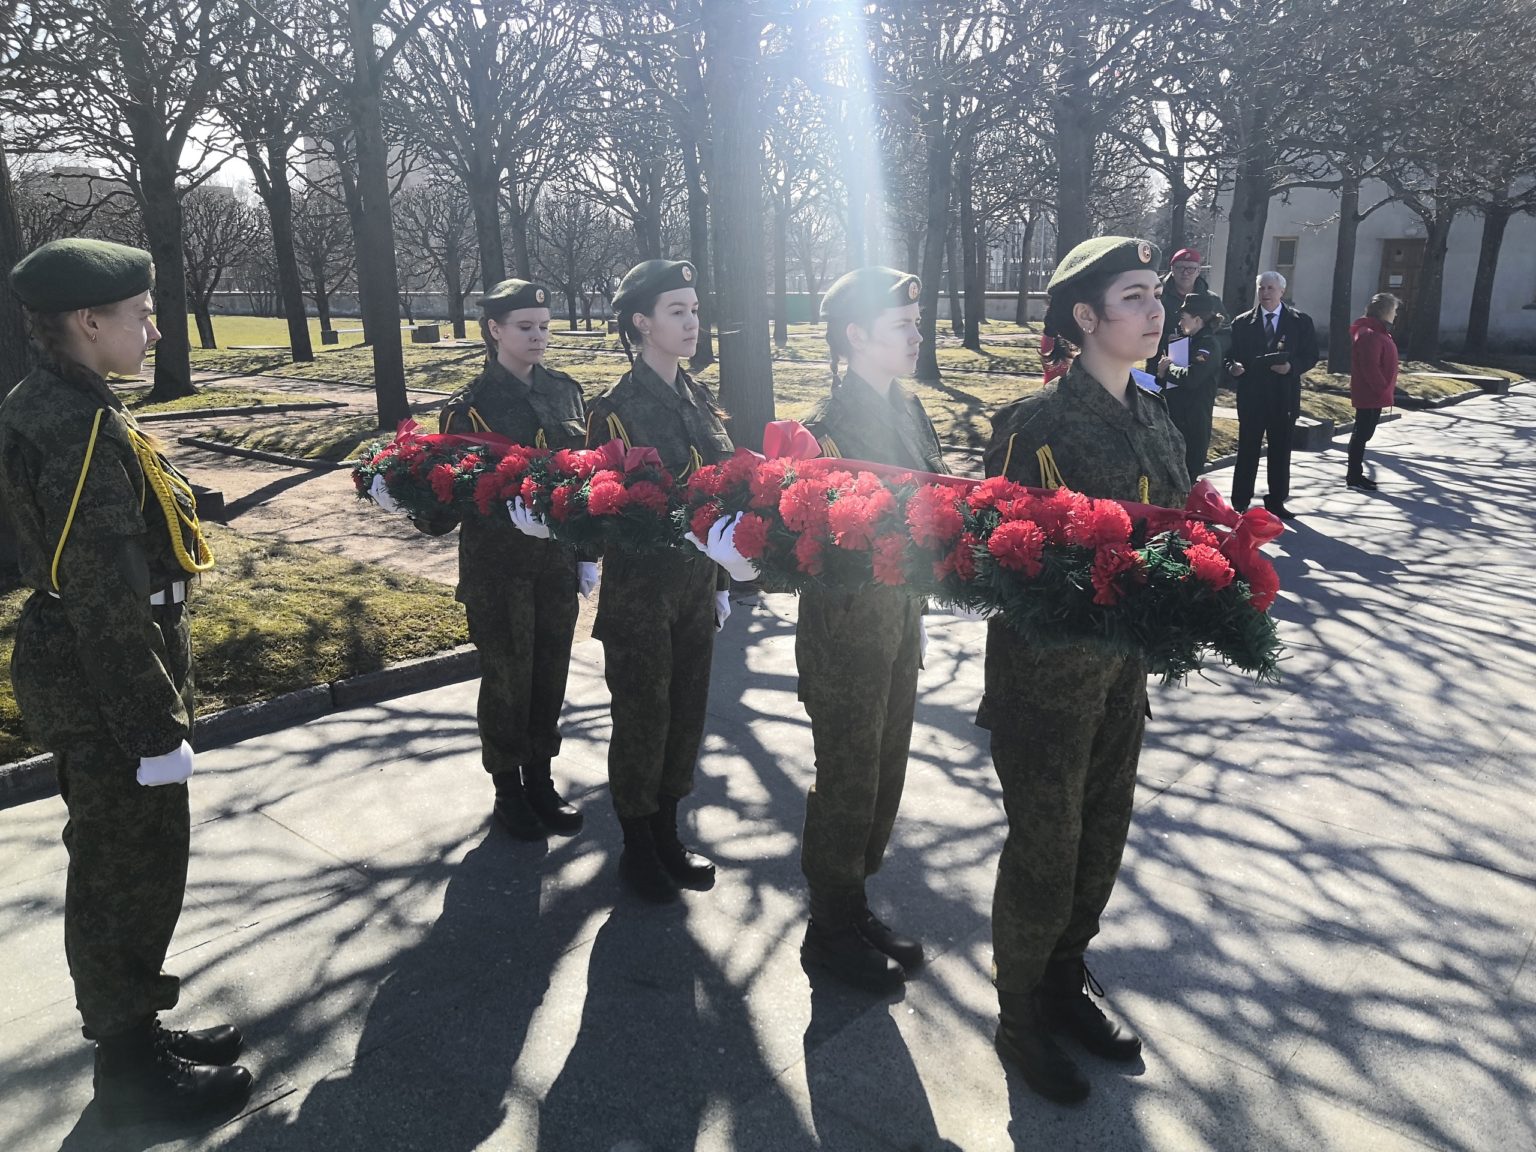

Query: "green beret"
left=478, top=278, right=550, bottom=315
left=819, top=266, right=921, bottom=324
left=1046, top=236, right=1160, bottom=295
left=1179, top=290, right=1223, bottom=319
left=612, top=259, right=696, bottom=329
left=9, top=238, right=153, bottom=312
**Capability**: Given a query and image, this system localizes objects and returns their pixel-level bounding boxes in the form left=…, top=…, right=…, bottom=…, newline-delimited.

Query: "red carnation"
left=549, top=486, right=575, bottom=521
left=1090, top=545, right=1143, bottom=606
left=749, top=458, right=792, bottom=508
left=969, top=476, right=1024, bottom=512
left=690, top=502, right=724, bottom=539
left=1031, top=488, right=1088, bottom=543
left=732, top=512, right=770, bottom=559
left=1069, top=499, right=1133, bottom=549
left=429, top=462, right=457, bottom=504
left=1185, top=543, right=1234, bottom=590
left=1246, top=561, right=1280, bottom=611
left=587, top=477, right=629, bottom=515
left=906, top=484, right=965, bottom=548
left=551, top=448, right=601, bottom=480
left=495, top=447, right=532, bottom=480
left=828, top=493, right=882, bottom=551
left=794, top=533, right=825, bottom=575
left=947, top=533, right=978, bottom=581
left=1180, top=520, right=1223, bottom=550
left=473, top=471, right=503, bottom=516
left=688, top=464, right=726, bottom=498
left=988, top=519, right=1046, bottom=576
left=518, top=475, right=540, bottom=507
left=626, top=480, right=669, bottom=516
left=872, top=534, right=907, bottom=586
left=780, top=478, right=831, bottom=534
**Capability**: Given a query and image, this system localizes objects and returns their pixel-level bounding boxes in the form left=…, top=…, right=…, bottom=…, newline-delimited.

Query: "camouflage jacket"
left=0, top=361, right=199, bottom=755
left=984, top=360, right=1191, bottom=508
left=584, top=357, right=734, bottom=481
left=423, top=358, right=588, bottom=602
left=804, top=372, right=949, bottom=474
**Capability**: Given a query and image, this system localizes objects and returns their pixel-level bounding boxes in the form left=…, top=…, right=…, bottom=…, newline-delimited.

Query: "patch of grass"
left=0, top=525, right=468, bottom=764
left=197, top=396, right=443, bottom=462
left=1209, top=418, right=1239, bottom=462
left=116, top=385, right=328, bottom=413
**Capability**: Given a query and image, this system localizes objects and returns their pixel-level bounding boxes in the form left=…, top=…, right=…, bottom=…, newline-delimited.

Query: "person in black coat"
left=1225, top=271, right=1319, bottom=519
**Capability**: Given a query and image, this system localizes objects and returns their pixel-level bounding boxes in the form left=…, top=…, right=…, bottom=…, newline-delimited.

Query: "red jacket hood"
left=1351, top=316, right=1391, bottom=338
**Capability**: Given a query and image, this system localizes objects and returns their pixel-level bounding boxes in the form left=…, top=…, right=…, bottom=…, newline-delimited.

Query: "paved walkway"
left=3, top=387, right=1535, bottom=1151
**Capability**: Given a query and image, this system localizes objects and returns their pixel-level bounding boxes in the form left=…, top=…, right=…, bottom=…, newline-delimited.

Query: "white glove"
left=508, top=496, right=552, bottom=539
left=137, top=740, right=195, bottom=787
left=715, top=590, right=732, bottom=631
left=578, top=561, right=599, bottom=599
left=686, top=513, right=759, bottom=583
left=919, top=617, right=929, bottom=666
left=369, top=474, right=402, bottom=514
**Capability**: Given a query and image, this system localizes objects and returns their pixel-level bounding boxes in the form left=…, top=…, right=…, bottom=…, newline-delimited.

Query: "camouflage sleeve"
left=983, top=401, right=1053, bottom=487
left=36, top=423, right=191, bottom=757
left=584, top=395, right=616, bottom=449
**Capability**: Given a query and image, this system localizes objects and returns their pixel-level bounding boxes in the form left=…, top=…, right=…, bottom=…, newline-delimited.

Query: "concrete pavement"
left=3, top=386, right=1535, bottom=1151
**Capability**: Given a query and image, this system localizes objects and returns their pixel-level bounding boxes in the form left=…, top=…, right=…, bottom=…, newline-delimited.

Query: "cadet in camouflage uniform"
left=796, top=267, right=945, bottom=993
left=415, top=279, right=588, bottom=840
left=1157, top=290, right=1230, bottom=480
left=585, top=259, right=735, bottom=904
left=0, top=240, right=251, bottom=1125
left=980, top=237, right=1191, bottom=1104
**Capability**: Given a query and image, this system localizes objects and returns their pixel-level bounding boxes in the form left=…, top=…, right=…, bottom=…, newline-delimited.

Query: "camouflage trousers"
left=462, top=548, right=580, bottom=776
left=985, top=629, right=1147, bottom=995
left=56, top=739, right=190, bottom=1039
left=796, top=585, right=922, bottom=903
left=593, top=548, right=718, bottom=820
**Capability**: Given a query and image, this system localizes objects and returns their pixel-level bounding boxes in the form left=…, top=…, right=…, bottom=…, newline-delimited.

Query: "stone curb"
left=0, top=645, right=481, bottom=807
left=137, top=401, right=346, bottom=423
left=176, top=436, right=354, bottom=471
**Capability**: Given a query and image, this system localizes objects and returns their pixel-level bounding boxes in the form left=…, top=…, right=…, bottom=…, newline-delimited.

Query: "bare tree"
left=293, top=184, right=356, bottom=339
left=532, top=183, right=630, bottom=331
left=394, top=179, right=480, bottom=339
left=182, top=184, right=260, bottom=348
left=3, top=0, right=240, bottom=399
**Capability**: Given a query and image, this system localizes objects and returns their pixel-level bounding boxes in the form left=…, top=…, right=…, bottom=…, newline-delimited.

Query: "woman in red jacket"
left=1346, top=292, right=1400, bottom=491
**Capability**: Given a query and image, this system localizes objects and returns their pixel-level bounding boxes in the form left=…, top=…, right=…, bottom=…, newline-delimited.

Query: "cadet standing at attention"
left=584, top=259, right=735, bottom=903
left=1155, top=290, right=1229, bottom=480
left=0, top=240, right=252, bottom=1125
left=796, top=267, right=946, bottom=993
left=980, top=238, right=1190, bottom=1104
left=413, top=280, right=589, bottom=840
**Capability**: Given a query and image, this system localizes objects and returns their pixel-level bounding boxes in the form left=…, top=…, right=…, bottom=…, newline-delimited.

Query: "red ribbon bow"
left=1184, top=479, right=1283, bottom=571
left=594, top=438, right=664, bottom=474
left=761, top=420, right=823, bottom=461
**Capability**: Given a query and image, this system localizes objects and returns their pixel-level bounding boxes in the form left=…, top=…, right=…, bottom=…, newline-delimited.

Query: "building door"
left=1379, top=239, right=1424, bottom=342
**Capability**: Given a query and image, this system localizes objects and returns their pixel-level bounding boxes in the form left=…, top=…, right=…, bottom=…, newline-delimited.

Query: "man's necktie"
left=1264, top=311, right=1277, bottom=346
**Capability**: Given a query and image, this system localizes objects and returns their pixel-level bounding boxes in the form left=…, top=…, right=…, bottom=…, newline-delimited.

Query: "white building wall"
left=1208, top=181, right=1536, bottom=352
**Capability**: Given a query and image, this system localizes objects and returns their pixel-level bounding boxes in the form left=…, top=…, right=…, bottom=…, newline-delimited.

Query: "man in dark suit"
left=1225, top=270, right=1319, bottom=519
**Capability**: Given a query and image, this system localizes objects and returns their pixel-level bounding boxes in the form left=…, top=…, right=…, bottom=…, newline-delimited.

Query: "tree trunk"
left=565, top=289, right=579, bottom=330
left=263, top=145, right=314, bottom=362
left=467, top=175, right=505, bottom=290
left=1464, top=203, right=1511, bottom=357
left=194, top=303, right=217, bottom=350
left=1221, top=135, right=1273, bottom=316
left=1051, top=27, right=1095, bottom=261
left=958, top=146, right=982, bottom=351
left=682, top=135, right=715, bottom=368
left=0, top=135, right=32, bottom=395
left=137, top=145, right=196, bottom=401
left=945, top=227, right=963, bottom=338
left=348, top=0, right=410, bottom=429
left=914, top=97, right=952, bottom=383
left=505, top=193, right=532, bottom=279
left=702, top=0, right=775, bottom=451
left=799, top=251, right=822, bottom=323
left=1405, top=206, right=1453, bottom=361
left=1327, top=171, right=1361, bottom=374
left=333, top=139, right=371, bottom=346
left=444, top=255, right=465, bottom=339
left=772, top=195, right=789, bottom=348
left=1014, top=215, right=1036, bottom=327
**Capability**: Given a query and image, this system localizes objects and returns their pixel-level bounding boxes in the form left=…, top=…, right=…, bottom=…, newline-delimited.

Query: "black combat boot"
left=492, top=770, right=546, bottom=841
left=521, top=757, right=583, bottom=835
left=619, top=816, right=679, bottom=904
left=1037, top=956, right=1142, bottom=1062
left=801, top=891, right=905, bottom=993
left=649, top=794, right=715, bottom=888
left=854, top=896, right=925, bottom=974
left=156, top=1019, right=243, bottom=1066
left=994, top=990, right=1090, bottom=1104
left=94, top=1018, right=253, bottom=1127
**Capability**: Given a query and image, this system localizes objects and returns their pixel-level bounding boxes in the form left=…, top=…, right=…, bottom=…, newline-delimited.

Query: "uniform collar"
left=633, top=356, right=696, bottom=407
left=43, top=357, right=126, bottom=413
left=1061, top=360, right=1154, bottom=429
